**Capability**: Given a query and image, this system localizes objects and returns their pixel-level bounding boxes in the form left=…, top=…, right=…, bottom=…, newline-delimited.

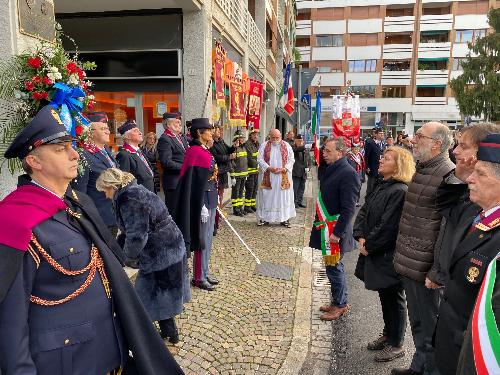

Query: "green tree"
left=450, top=8, right=500, bottom=122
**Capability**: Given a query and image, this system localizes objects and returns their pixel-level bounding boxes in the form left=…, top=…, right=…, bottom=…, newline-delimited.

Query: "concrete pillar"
left=254, top=0, right=266, bottom=38
left=182, top=2, right=213, bottom=122
left=405, top=112, right=414, bottom=135
left=264, top=87, right=276, bottom=137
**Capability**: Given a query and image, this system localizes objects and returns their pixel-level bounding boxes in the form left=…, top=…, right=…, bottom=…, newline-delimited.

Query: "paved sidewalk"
left=169, top=178, right=315, bottom=374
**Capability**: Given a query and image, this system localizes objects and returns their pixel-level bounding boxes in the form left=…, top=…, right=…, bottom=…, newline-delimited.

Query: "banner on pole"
left=332, top=94, right=361, bottom=144
left=229, top=80, right=246, bottom=127
left=213, top=41, right=226, bottom=108
left=246, top=79, right=263, bottom=130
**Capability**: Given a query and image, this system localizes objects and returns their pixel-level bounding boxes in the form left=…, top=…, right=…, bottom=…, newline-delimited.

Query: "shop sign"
left=155, top=102, right=167, bottom=118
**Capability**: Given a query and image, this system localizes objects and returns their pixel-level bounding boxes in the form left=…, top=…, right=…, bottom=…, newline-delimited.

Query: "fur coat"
left=114, top=182, right=190, bottom=320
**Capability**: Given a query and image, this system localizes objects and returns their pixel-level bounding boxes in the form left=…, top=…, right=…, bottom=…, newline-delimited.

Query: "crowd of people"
left=313, top=123, right=500, bottom=375
left=0, top=100, right=498, bottom=375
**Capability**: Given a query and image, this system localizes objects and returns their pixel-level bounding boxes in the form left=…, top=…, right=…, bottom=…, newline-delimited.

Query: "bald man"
left=256, top=129, right=296, bottom=227
left=391, top=121, right=455, bottom=375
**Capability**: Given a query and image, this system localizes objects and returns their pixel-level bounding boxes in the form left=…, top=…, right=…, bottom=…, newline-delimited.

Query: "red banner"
left=332, top=94, right=361, bottom=146
left=229, top=80, right=246, bottom=127
left=213, top=41, right=226, bottom=108
left=246, top=79, right=263, bottom=130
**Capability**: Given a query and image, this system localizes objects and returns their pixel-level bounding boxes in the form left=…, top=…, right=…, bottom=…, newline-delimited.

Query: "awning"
left=416, top=84, right=447, bottom=88
left=418, top=57, right=449, bottom=61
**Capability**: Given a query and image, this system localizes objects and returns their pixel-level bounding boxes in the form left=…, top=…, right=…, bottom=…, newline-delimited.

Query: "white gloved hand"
left=201, top=205, right=209, bottom=223
left=230, top=178, right=236, bottom=187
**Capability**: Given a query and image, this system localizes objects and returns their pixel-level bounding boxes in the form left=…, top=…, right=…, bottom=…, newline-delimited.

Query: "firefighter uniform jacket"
left=245, top=140, right=260, bottom=175
left=230, top=145, right=248, bottom=178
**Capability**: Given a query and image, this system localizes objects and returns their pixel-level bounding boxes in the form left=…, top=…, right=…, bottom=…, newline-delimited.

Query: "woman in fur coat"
left=97, top=168, right=190, bottom=344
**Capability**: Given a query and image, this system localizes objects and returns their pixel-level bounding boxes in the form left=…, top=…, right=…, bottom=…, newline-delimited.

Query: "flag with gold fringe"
left=213, top=41, right=226, bottom=108
left=229, top=80, right=246, bottom=127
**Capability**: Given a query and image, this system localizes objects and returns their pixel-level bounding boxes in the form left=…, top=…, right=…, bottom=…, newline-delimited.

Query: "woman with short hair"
left=96, top=168, right=189, bottom=344
left=353, top=146, right=416, bottom=362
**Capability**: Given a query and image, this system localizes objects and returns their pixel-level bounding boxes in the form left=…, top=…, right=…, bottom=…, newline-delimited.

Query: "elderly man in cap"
left=0, top=105, right=183, bottom=374
left=230, top=129, right=248, bottom=216
left=72, top=112, right=119, bottom=235
left=157, top=112, right=189, bottom=216
left=116, top=120, right=155, bottom=193
left=433, top=133, right=500, bottom=375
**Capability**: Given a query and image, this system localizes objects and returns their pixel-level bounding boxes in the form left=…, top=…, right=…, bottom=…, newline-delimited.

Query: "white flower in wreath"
left=88, top=94, right=95, bottom=100
left=68, top=73, right=80, bottom=86
left=41, top=47, right=55, bottom=59
left=49, top=66, right=59, bottom=73
left=47, top=71, right=62, bottom=82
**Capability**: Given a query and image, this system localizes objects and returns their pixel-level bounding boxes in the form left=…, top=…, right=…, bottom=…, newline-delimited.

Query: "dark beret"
left=117, top=120, right=138, bottom=136
left=85, top=112, right=108, bottom=123
left=477, top=133, right=500, bottom=164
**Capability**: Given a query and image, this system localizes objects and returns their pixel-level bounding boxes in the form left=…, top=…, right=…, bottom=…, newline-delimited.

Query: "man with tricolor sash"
left=309, top=137, right=360, bottom=321
left=434, top=133, right=500, bottom=375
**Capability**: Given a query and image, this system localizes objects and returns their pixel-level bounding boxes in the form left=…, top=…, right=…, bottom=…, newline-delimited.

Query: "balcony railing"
left=420, top=14, right=453, bottom=31
left=383, top=44, right=413, bottom=59
left=416, top=70, right=449, bottom=86
left=414, top=97, right=447, bottom=105
left=418, top=42, right=451, bottom=59
left=381, top=70, right=412, bottom=86
left=297, top=46, right=311, bottom=62
left=384, top=16, right=415, bottom=33
left=215, top=0, right=266, bottom=63
left=296, top=20, right=311, bottom=36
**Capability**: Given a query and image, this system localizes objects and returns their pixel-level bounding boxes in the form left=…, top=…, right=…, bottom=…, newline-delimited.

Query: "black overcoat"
left=309, top=157, right=360, bottom=254
left=157, top=133, right=189, bottom=190
left=435, top=215, right=500, bottom=375
left=116, top=147, right=155, bottom=193
left=353, top=178, right=408, bottom=290
left=364, top=138, right=383, bottom=178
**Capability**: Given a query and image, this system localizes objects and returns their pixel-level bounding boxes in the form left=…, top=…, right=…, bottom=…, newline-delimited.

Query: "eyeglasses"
left=414, top=132, right=436, bottom=141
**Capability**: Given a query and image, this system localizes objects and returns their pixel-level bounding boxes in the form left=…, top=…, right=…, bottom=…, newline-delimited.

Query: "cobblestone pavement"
left=299, top=183, right=416, bottom=375
left=168, top=183, right=314, bottom=374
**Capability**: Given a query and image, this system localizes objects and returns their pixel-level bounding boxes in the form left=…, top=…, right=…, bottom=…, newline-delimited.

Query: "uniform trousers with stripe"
left=244, top=173, right=258, bottom=209
left=231, top=177, right=246, bottom=212
left=193, top=207, right=216, bottom=282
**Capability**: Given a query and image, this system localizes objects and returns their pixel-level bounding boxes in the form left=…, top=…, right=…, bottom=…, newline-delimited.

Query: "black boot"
left=158, top=317, right=179, bottom=344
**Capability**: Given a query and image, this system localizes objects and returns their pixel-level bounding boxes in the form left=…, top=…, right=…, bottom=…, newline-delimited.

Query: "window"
left=386, top=7, right=413, bottom=17
left=317, top=66, right=332, bottom=73
left=420, top=32, right=449, bottom=43
left=350, top=33, right=379, bottom=46
left=382, top=86, right=406, bottom=98
left=316, top=35, right=343, bottom=47
left=474, top=29, right=487, bottom=41
left=348, top=60, right=377, bottom=72
left=351, top=85, right=376, bottom=98
left=452, top=57, right=465, bottom=71
left=383, top=60, right=411, bottom=71
left=455, top=30, right=473, bottom=43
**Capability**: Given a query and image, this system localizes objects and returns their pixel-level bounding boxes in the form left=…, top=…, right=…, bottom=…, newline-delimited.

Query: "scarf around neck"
left=260, top=141, right=290, bottom=190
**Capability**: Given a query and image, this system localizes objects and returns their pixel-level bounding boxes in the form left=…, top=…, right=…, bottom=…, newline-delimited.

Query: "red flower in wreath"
left=32, top=76, right=42, bottom=84
left=66, top=62, right=78, bottom=74
left=32, top=91, right=48, bottom=100
left=42, top=76, right=52, bottom=86
left=75, top=125, right=83, bottom=136
left=24, top=81, right=35, bottom=91
left=27, top=57, right=42, bottom=69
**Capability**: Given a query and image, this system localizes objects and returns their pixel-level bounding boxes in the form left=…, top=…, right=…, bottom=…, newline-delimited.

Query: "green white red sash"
left=314, top=191, right=340, bottom=266
left=472, top=254, right=500, bottom=374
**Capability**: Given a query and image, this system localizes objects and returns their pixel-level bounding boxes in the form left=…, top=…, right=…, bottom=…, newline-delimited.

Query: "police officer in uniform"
left=0, top=106, right=183, bottom=375
left=72, top=112, right=119, bottom=235
left=230, top=130, right=248, bottom=216
left=434, top=133, right=500, bottom=375
left=244, top=129, right=260, bottom=213
left=116, top=120, right=155, bottom=193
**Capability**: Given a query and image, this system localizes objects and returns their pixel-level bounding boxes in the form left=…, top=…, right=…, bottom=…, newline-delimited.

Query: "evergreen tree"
left=450, top=8, right=500, bottom=122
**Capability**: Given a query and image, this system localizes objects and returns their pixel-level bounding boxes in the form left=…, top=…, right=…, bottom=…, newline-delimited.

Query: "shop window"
left=351, top=85, right=376, bottom=98
left=382, top=86, right=406, bottom=98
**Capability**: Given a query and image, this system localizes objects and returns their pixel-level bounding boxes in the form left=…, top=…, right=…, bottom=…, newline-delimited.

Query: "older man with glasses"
left=72, top=112, right=119, bottom=235
left=391, top=122, right=455, bottom=375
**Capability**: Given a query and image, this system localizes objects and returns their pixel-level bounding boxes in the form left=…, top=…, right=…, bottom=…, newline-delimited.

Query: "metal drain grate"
left=313, top=268, right=330, bottom=287
left=254, top=261, right=293, bottom=280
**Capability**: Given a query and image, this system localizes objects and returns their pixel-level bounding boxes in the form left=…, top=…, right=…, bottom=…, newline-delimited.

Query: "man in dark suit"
left=292, top=134, right=310, bottom=208
left=364, top=127, right=385, bottom=198
left=309, top=137, right=360, bottom=321
left=157, top=112, right=189, bottom=216
left=0, top=105, right=183, bottom=375
left=434, top=133, right=500, bottom=375
left=72, top=112, right=119, bottom=235
left=116, top=120, right=155, bottom=193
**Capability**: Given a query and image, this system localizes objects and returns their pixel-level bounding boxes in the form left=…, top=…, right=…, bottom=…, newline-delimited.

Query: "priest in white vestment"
left=256, top=129, right=296, bottom=227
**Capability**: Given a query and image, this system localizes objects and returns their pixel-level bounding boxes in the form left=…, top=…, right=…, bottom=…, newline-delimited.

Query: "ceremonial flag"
left=279, top=64, right=294, bottom=115
left=302, top=93, right=312, bottom=127
left=246, top=79, right=264, bottom=130
left=311, top=90, right=321, bottom=165
left=229, top=80, right=246, bottom=127
left=332, top=94, right=361, bottom=145
left=213, top=41, right=226, bottom=108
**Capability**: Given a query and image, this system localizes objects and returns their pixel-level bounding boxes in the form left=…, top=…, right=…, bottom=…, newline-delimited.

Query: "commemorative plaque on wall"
left=18, top=0, right=56, bottom=42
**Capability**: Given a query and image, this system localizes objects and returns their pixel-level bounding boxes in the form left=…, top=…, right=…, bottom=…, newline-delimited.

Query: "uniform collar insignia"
left=475, top=206, right=500, bottom=232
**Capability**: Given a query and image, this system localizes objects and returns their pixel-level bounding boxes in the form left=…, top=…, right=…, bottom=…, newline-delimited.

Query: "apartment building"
left=296, top=0, right=497, bottom=135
